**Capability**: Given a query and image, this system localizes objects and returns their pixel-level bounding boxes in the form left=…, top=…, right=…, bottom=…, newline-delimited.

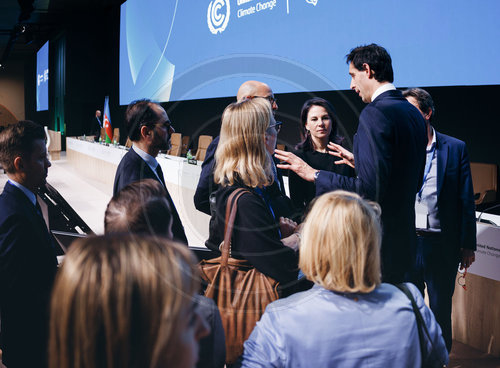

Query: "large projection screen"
left=36, top=41, right=49, bottom=111
left=119, top=0, right=500, bottom=105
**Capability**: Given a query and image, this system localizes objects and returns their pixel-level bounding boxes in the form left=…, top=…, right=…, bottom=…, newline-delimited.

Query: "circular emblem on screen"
left=207, top=0, right=230, bottom=34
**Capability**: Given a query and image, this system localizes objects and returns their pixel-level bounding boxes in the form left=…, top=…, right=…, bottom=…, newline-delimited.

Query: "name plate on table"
left=468, top=223, right=500, bottom=282
left=188, top=158, right=198, bottom=165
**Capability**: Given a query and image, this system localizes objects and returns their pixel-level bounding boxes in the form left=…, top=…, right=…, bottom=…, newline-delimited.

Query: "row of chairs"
left=99, top=127, right=120, bottom=143
left=101, top=128, right=213, bottom=162
left=168, top=133, right=213, bottom=161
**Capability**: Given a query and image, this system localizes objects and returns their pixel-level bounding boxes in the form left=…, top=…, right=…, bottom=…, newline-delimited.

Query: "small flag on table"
left=103, top=96, right=113, bottom=143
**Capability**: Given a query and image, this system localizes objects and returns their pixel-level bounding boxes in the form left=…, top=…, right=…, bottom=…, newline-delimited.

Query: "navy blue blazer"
left=113, top=148, right=188, bottom=244
left=194, top=136, right=291, bottom=218
left=316, top=89, right=427, bottom=282
left=194, top=136, right=220, bottom=215
left=0, top=182, right=57, bottom=367
left=434, top=131, right=476, bottom=255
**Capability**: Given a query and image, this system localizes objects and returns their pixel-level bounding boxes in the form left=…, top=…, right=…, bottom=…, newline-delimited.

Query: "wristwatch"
left=314, top=170, right=320, bottom=182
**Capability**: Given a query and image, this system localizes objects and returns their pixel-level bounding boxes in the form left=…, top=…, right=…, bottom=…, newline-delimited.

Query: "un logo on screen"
left=207, top=0, right=230, bottom=34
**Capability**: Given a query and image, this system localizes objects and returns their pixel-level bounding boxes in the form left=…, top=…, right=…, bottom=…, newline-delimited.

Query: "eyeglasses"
left=252, top=95, right=278, bottom=106
left=268, top=121, right=282, bottom=133
left=142, top=120, right=174, bottom=132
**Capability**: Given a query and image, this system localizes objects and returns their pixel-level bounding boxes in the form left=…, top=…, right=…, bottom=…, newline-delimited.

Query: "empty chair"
left=167, top=132, right=182, bottom=156
left=100, top=127, right=106, bottom=142
left=181, top=135, right=190, bottom=156
left=125, top=137, right=132, bottom=148
left=112, top=128, right=120, bottom=143
left=470, top=162, right=498, bottom=205
left=195, top=135, right=213, bottom=161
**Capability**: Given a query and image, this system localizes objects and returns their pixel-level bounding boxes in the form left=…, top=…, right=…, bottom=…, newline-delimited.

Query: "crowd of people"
left=0, top=43, right=476, bottom=367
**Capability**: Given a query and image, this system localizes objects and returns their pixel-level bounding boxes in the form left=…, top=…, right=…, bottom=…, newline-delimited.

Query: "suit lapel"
left=4, top=183, right=56, bottom=257
left=130, top=149, right=158, bottom=182
left=436, top=132, right=448, bottom=198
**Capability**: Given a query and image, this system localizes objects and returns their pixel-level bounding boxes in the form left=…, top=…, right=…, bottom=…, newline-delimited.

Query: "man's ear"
left=140, top=125, right=151, bottom=140
left=425, top=109, right=433, bottom=121
left=13, top=156, right=23, bottom=172
left=363, top=63, right=375, bottom=79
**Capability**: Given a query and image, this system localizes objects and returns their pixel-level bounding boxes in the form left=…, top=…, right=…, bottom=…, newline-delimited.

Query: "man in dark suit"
left=0, top=120, right=58, bottom=368
left=403, top=88, right=476, bottom=351
left=276, top=44, right=427, bottom=283
left=194, top=80, right=292, bottom=218
left=113, top=99, right=188, bottom=244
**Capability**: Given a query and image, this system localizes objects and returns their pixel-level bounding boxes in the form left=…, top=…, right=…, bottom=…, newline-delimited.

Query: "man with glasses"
left=194, top=80, right=289, bottom=216
left=113, top=98, right=187, bottom=244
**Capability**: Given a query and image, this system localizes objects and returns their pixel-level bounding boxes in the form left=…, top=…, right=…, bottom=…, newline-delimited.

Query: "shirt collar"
left=371, top=83, right=396, bottom=102
left=8, top=179, right=37, bottom=206
left=132, top=144, right=158, bottom=169
left=427, top=126, right=437, bottom=152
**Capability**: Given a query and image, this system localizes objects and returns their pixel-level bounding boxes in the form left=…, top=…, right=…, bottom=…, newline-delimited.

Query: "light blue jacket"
left=242, top=283, right=448, bottom=368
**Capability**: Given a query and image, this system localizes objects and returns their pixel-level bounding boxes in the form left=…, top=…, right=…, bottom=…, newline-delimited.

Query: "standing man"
left=0, top=121, right=58, bottom=368
left=113, top=99, right=187, bottom=244
left=276, top=44, right=427, bottom=283
left=403, top=87, right=476, bottom=352
left=90, top=109, right=102, bottom=139
left=194, top=80, right=287, bottom=216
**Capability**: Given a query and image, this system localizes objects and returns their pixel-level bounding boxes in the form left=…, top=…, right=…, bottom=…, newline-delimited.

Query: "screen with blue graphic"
left=119, top=0, right=500, bottom=104
left=36, top=41, right=49, bottom=111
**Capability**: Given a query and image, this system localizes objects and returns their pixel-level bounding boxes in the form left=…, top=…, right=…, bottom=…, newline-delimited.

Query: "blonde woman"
left=242, top=191, right=448, bottom=367
left=205, top=98, right=299, bottom=293
left=49, top=234, right=209, bottom=368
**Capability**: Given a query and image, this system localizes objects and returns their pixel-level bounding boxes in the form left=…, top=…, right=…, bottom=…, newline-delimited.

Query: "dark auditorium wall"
left=25, top=7, right=120, bottom=140
left=0, top=60, right=25, bottom=122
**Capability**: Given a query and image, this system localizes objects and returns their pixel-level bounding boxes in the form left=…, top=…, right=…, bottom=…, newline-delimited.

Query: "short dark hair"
left=296, top=97, right=343, bottom=151
left=346, top=44, right=394, bottom=83
left=0, top=120, right=46, bottom=173
left=125, top=99, right=162, bottom=142
left=104, top=179, right=173, bottom=236
left=402, top=88, right=435, bottom=121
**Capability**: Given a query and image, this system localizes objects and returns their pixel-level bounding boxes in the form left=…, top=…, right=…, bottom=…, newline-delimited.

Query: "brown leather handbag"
left=199, top=188, right=280, bottom=364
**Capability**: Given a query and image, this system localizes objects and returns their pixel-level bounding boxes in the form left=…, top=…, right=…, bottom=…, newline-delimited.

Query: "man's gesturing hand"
left=275, top=149, right=317, bottom=182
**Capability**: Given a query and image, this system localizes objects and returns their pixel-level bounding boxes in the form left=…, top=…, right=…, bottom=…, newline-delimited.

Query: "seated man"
left=0, top=120, right=58, bottom=368
left=105, top=179, right=226, bottom=368
left=113, top=99, right=187, bottom=244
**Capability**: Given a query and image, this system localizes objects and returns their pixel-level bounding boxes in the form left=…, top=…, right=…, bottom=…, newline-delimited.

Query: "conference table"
left=66, top=137, right=211, bottom=247
left=66, top=136, right=499, bottom=357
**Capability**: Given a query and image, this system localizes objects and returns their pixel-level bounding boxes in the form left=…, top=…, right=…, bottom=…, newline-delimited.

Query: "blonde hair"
left=299, top=191, right=382, bottom=293
left=49, top=234, right=199, bottom=368
left=214, top=98, right=273, bottom=188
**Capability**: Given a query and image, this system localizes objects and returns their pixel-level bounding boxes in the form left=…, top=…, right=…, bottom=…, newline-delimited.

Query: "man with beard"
left=113, top=99, right=187, bottom=244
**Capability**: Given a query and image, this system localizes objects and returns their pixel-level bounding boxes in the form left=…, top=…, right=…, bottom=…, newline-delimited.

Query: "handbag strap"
left=396, top=283, right=443, bottom=367
left=221, top=188, right=249, bottom=266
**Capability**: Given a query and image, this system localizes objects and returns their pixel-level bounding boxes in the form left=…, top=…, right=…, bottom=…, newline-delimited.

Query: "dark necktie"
left=155, top=164, right=166, bottom=187
left=35, top=200, right=43, bottom=217
left=35, top=199, right=58, bottom=253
